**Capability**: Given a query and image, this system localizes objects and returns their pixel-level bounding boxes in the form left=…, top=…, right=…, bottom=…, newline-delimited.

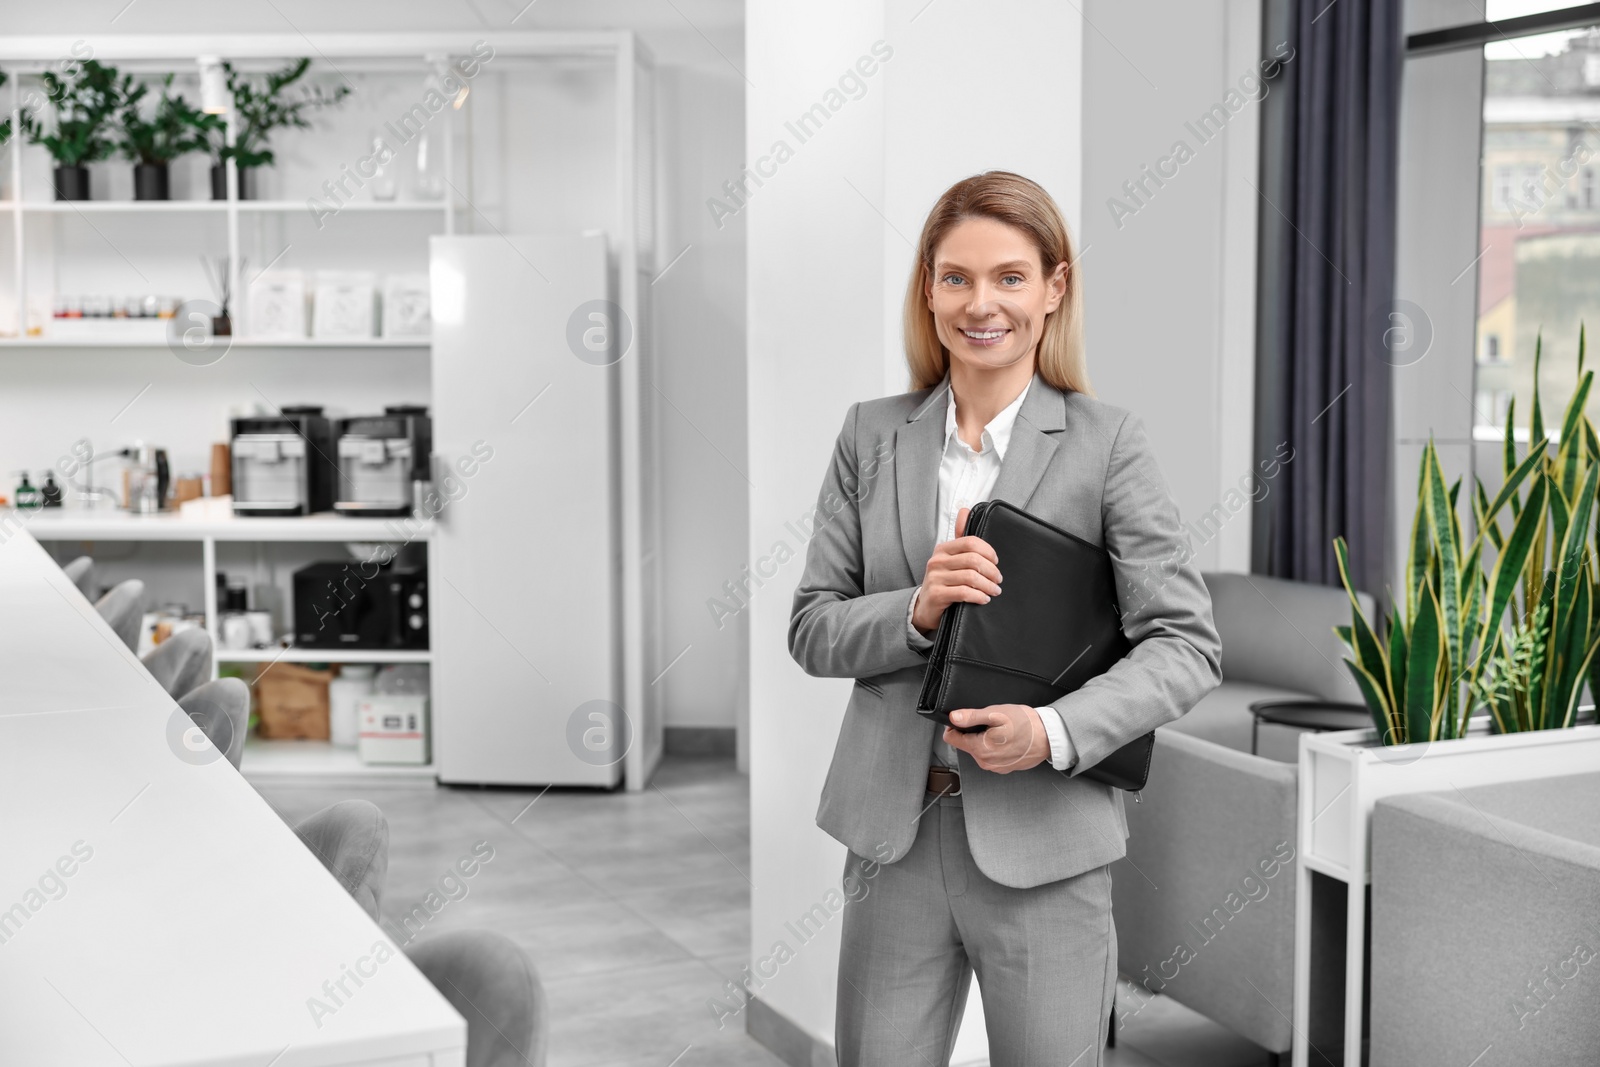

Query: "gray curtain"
left=1253, top=0, right=1403, bottom=602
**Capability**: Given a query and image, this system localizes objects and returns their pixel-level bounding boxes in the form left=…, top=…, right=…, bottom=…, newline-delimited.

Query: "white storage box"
left=357, top=694, right=429, bottom=765
left=247, top=270, right=308, bottom=340
left=46, top=318, right=169, bottom=343
left=312, top=271, right=377, bottom=339
left=382, top=273, right=431, bottom=338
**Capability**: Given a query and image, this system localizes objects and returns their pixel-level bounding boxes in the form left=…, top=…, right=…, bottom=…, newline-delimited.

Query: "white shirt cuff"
left=1035, top=705, right=1077, bottom=771
left=906, top=587, right=935, bottom=650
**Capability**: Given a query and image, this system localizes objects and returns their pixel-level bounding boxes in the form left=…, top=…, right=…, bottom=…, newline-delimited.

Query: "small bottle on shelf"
left=13, top=473, right=43, bottom=510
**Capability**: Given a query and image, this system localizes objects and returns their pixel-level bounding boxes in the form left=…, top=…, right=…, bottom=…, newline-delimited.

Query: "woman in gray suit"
left=788, top=171, right=1222, bottom=1066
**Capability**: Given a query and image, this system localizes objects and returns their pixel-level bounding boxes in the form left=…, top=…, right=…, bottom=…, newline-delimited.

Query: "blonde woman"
left=789, top=171, right=1222, bottom=1065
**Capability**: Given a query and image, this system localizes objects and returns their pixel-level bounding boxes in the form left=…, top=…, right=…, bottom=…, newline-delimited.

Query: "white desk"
left=0, top=529, right=465, bottom=1066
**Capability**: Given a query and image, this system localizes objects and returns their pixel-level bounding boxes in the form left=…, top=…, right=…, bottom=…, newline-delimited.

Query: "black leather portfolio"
left=915, top=498, right=1154, bottom=791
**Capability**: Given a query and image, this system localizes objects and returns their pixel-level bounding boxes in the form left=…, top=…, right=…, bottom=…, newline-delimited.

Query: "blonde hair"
left=902, top=170, right=1091, bottom=395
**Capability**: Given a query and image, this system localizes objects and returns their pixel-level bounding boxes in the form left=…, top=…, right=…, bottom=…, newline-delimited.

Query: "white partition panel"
left=430, top=233, right=623, bottom=787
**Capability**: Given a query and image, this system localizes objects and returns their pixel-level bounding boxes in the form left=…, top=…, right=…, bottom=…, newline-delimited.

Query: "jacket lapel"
left=895, top=370, right=1067, bottom=580
left=989, top=372, right=1065, bottom=510
left=895, top=376, right=950, bottom=581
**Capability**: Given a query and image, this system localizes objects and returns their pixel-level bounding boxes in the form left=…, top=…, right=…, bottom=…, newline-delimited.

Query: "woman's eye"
left=941, top=274, right=964, bottom=286
left=1002, top=274, right=1023, bottom=285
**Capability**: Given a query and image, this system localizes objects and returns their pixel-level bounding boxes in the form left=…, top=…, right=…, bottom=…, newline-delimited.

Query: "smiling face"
left=923, top=216, right=1067, bottom=377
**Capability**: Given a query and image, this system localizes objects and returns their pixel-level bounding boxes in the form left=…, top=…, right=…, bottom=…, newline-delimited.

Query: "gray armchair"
left=61, top=555, right=94, bottom=598
left=178, top=678, right=249, bottom=769
left=1164, top=571, right=1369, bottom=756
left=1370, top=772, right=1600, bottom=1066
left=1113, top=571, right=1372, bottom=1060
left=293, top=800, right=390, bottom=922
left=407, top=930, right=547, bottom=1067
left=93, top=578, right=145, bottom=652
left=142, top=628, right=213, bottom=701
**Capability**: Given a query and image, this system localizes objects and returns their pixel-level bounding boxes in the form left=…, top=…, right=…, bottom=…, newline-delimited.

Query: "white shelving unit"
left=19, top=512, right=430, bottom=539
left=241, top=737, right=438, bottom=787
left=2, top=31, right=663, bottom=790
left=0, top=337, right=430, bottom=348
left=219, top=648, right=432, bottom=664
left=23, top=509, right=438, bottom=785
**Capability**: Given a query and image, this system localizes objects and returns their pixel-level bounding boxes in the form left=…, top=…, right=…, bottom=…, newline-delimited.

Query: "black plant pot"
left=211, top=312, right=232, bottom=336
left=134, top=162, right=170, bottom=201
left=210, top=164, right=254, bottom=201
left=52, top=165, right=90, bottom=201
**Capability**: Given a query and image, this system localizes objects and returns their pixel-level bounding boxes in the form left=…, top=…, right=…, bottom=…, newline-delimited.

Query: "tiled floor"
left=257, top=756, right=1277, bottom=1067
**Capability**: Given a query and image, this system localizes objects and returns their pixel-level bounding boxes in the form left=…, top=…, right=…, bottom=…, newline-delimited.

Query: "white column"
left=747, top=0, right=1082, bottom=1055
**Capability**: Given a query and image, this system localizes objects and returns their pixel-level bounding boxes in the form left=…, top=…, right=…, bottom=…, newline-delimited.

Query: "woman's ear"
left=1044, top=259, right=1068, bottom=313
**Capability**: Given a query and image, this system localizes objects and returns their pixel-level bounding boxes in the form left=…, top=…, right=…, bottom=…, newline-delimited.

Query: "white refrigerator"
left=429, top=233, right=624, bottom=787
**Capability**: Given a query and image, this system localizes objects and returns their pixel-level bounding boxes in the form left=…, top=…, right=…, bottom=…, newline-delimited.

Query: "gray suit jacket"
left=788, top=370, right=1223, bottom=889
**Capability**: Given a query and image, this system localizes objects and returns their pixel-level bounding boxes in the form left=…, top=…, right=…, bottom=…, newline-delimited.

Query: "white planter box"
left=1300, top=718, right=1600, bottom=879
left=1292, top=718, right=1600, bottom=1067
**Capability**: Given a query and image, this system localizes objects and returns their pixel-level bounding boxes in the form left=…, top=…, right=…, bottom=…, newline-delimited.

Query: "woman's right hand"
left=910, top=506, right=1003, bottom=636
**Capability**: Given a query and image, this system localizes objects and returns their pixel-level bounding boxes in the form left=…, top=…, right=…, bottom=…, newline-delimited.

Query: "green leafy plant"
left=1334, top=325, right=1600, bottom=746
left=20, top=58, right=139, bottom=166
left=118, top=74, right=220, bottom=165
left=205, top=58, right=350, bottom=169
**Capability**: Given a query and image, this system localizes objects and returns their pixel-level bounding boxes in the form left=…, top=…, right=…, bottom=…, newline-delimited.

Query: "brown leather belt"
left=927, top=765, right=961, bottom=798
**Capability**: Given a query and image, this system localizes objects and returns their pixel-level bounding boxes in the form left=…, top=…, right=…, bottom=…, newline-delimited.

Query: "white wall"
left=652, top=57, right=750, bottom=734
left=747, top=0, right=1259, bottom=1057
left=1392, top=0, right=1486, bottom=600
left=1080, top=0, right=1262, bottom=575
left=745, top=0, right=1080, bottom=1057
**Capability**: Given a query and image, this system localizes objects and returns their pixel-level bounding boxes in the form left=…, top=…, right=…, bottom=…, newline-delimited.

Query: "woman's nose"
left=966, top=284, right=999, bottom=314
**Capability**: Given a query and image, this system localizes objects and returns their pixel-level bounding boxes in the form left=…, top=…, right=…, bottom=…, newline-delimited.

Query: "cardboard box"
left=254, top=662, right=333, bottom=740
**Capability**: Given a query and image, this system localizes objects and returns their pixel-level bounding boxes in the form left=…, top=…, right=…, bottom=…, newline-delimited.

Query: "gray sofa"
left=1370, top=772, right=1600, bottom=1066
left=1112, top=571, right=1373, bottom=1059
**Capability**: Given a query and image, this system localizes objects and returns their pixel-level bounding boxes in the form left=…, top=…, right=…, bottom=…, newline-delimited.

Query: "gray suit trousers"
left=836, top=790, right=1116, bottom=1066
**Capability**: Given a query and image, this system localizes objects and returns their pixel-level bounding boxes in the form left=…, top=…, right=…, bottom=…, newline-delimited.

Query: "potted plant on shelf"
left=204, top=57, right=351, bottom=200
left=20, top=59, right=138, bottom=201
left=117, top=74, right=221, bottom=201
left=0, top=70, right=12, bottom=149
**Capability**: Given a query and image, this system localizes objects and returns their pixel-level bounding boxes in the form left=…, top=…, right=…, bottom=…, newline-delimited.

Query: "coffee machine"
left=230, top=406, right=337, bottom=516
left=334, top=405, right=432, bottom=518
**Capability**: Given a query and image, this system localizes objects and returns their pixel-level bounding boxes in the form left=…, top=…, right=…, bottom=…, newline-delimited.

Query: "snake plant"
left=1334, top=326, right=1600, bottom=745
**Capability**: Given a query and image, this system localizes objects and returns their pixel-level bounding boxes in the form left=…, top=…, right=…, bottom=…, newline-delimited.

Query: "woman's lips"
left=960, top=327, right=1010, bottom=347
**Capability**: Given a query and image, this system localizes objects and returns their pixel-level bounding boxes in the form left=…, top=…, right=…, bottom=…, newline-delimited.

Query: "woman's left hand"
left=943, top=705, right=1052, bottom=773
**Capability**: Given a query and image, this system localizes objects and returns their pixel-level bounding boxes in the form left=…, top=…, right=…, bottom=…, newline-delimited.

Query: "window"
left=1471, top=12, right=1600, bottom=459
left=1395, top=3, right=1600, bottom=587
left=1494, top=164, right=1515, bottom=214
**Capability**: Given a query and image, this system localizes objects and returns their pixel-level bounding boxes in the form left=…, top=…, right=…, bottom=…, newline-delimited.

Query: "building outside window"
left=1474, top=15, right=1600, bottom=457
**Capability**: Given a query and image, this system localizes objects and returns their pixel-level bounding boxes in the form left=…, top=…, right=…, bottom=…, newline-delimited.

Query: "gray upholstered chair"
left=293, top=800, right=390, bottom=922
left=93, top=578, right=145, bottom=652
left=407, top=930, right=547, bottom=1067
left=141, top=628, right=213, bottom=700
left=61, top=555, right=94, bottom=598
left=1112, top=571, right=1373, bottom=1062
left=1370, top=772, right=1600, bottom=1066
left=178, top=677, right=249, bottom=769
left=1164, top=571, right=1371, bottom=756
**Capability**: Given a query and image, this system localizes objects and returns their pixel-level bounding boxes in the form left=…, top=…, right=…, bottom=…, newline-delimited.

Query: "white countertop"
left=0, top=529, right=465, bottom=1066
left=5, top=508, right=434, bottom=542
